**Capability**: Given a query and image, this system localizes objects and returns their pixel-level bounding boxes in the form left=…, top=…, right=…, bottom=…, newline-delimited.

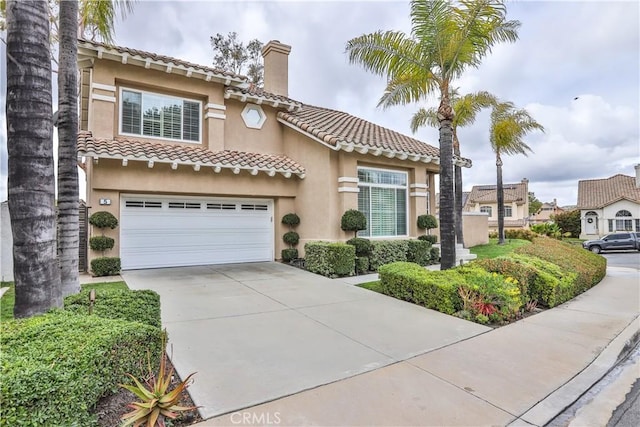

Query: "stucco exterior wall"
left=580, top=199, right=640, bottom=239
left=462, top=212, right=489, bottom=248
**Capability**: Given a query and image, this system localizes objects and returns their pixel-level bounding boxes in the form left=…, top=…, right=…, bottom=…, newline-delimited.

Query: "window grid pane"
left=504, top=206, right=513, bottom=217
left=357, top=187, right=371, bottom=237
left=121, top=91, right=141, bottom=134
left=183, top=101, right=200, bottom=141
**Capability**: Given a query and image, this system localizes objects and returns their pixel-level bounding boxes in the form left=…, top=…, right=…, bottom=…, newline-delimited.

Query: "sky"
left=1, top=0, right=639, bottom=207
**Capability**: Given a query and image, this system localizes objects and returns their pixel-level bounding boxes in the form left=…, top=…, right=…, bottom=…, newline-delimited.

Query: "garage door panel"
left=120, top=197, right=273, bottom=270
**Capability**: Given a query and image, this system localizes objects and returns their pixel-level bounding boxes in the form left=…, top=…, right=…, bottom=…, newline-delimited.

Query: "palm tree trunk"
left=453, top=131, right=464, bottom=247
left=496, top=152, right=505, bottom=245
left=57, top=0, right=81, bottom=297
left=6, top=0, right=62, bottom=317
left=438, top=97, right=456, bottom=269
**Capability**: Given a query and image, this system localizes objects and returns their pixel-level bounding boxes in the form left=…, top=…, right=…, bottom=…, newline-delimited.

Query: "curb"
left=509, top=314, right=640, bottom=426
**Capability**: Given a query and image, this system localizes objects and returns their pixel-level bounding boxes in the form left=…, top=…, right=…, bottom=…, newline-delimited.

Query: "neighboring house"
left=77, top=39, right=471, bottom=270
left=0, top=201, right=13, bottom=282
left=529, top=199, right=564, bottom=225
left=577, top=165, right=640, bottom=239
left=464, top=179, right=530, bottom=231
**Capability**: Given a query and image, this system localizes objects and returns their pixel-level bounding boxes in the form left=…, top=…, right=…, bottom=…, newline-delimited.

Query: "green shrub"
left=429, top=246, right=440, bottom=264
left=473, top=257, right=538, bottom=304
left=379, top=262, right=463, bottom=314
left=515, top=236, right=606, bottom=293
left=0, top=311, right=162, bottom=427
left=340, top=210, right=366, bottom=237
left=89, top=211, right=118, bottom=229
left=304, top=241, right=355, bottom=277
left=456, top=266, right=522, bottom=321
left=369, top=240, right=409, bottom=271
left=89, top=235, right=115, bottom=252
left=283, top=231, right=300, bottom=246
left=490, top=229, right=537, bottom=241
left=91, top=257, right=121, bottom=277
left=346, top=237, right=373, bottom=257
left=553, top=209, right=581, bottom=238
left=64, top=289, right=161, bottom=328
left=356, top=256, right=370, bottom=274
left=418, top=234, right=438, bottom=244
left=281, top=248, right=298, bottom=262
left=531, top=223, right=562, bottom=239
left=417, top=214, right=438, bottom=231
left=281, top=213, right=301, bottom=227
left=406, top=240, right=431, bottom=266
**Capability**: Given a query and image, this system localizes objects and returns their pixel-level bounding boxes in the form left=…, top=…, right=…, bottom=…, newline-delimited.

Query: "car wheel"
left=590, top=246, right=601, bottom=254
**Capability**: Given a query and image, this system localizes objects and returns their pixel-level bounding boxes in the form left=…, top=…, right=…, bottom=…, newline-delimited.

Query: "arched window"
left=615, top=210, right=633, bottom=231
left=480, top=206, right=492, bottom=217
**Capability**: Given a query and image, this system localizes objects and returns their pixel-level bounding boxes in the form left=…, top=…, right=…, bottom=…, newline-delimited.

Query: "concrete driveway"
left=122, top=262, right=489, bottom=419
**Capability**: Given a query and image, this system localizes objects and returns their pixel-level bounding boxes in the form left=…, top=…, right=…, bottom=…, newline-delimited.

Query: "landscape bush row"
left=304, top=238, right=439, bottom=278
left=379, top=237, right=606, bottom=324
left=0, top=289, right=163, bottom=426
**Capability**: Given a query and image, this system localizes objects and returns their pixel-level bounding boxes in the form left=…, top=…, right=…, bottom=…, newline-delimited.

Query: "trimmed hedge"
left=417, top=214, right=438, bottom=230
left=473, top=257, right=537, bottom=304
left=489, top=229, right=537, bottom=241
left=91, top=257, right=121, bottom=277
left=356, top=256, right=370, bottom=274
left=418, top=234, right=438, bottom=244
left=89, top=235, right=115, bottom=252
left=346, top=237, right=373, bottom=257
left=406, top=239, right=431, bottom=266
left=369, top=240, right=409, bottom=271
left=0, top=311, right=163, bottom=427
left=515, top=236, right=606, bottom=293
left=340, top=210, right=366, bottom=236
left=430, top=246, right=440, bottom=263
left=88, top=211, right=118, bottom=229
left=305, top=242, right=355, bottom=277
left=281, top=248, right=298, bottom=262
left=456, top=265, right=522, bottom=322
left=281, top=213, right=301, bottom=227
left=283, top=231, right=300, bottom=246
left=64, top=289, right=161, bottom=328
left=379, top=262, right=464, bottom=314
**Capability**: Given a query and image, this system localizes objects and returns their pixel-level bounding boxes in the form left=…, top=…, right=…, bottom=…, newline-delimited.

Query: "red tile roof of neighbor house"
left=77, top=132, right=306, bottom=177
left=577, top=174, right=640, bottom=209
left=467, top=181, right=528, bottom=205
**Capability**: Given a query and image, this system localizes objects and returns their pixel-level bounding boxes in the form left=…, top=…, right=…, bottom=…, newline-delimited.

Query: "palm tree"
left=57, top=0, right=81, bottom=297
left=490, top=101, right=544, bottom=244
left=78, top=0, right=135, bottom=43
left=6, top=0, right=63, bottom=317
left=346, top=0, right=519, bottom=269
left=411, top=89, right=497, bottom=246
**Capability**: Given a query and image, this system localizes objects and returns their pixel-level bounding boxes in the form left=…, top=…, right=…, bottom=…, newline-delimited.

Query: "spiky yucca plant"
left=120, top=343, right=197, bottom=427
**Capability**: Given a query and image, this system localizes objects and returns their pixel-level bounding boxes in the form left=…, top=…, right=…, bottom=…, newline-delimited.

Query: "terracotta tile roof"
left=78, top=39, right=247, bottom=83
left=577, top=174, right=640, bottom=208
left=225, top=87, right=302, bottom=110
left=467, top=182, right=528, bottom=205
left=278, top=105, right=470, bottom=166
left=77, top=131, right=305, bottom=177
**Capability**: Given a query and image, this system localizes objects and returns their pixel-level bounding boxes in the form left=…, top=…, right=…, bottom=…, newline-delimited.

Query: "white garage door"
left=120, top=196, right=273, bottom=270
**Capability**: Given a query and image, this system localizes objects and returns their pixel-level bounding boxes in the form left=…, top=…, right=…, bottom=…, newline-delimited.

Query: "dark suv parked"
left=582, top=232, right=640, bottom=254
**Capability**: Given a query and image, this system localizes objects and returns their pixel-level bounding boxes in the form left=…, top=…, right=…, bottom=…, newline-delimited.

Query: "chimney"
left=261, top=40, right=291, bottom=97
left=635, top=164, right=640, bottom=188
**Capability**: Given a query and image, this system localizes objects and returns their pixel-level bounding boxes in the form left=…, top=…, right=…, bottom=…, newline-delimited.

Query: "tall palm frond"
left=490, top=102, right=544, bottom=156
left=80, top=0, right=135, bottom=43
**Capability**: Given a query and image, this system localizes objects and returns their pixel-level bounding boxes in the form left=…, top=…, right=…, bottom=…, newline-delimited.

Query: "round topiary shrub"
left=417, top=214, right=438, bottom=231
left=346, top=237, right=372, bottom=257
left=281, top=213, right=301, bottom=227
left=283, top=231, right=300, bottom=246
left=281, top=248, right=299, bottom=262
left=341, top=209, right=366, bottom=238
left=89, top=236, right=115, bottom=252
left=89, top=211, right=118, bottom=229
left=417, top=235, right=438, bottom=244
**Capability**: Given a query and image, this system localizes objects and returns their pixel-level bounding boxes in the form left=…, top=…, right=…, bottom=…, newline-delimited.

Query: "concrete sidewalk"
left=203, top=266, right=640, bottom=426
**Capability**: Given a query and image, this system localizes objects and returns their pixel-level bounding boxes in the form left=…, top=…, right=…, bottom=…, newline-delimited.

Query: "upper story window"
left=357, top=167, right=408, bottom=237
left=504, top=206, right=513, bottom=217
left=480, top=206, right=492, bottom=217
left=120, top=88, right=201, bottom=143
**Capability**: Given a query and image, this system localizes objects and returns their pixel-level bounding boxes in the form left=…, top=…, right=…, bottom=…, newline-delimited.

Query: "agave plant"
left=121, top=344, right=197, bottom=427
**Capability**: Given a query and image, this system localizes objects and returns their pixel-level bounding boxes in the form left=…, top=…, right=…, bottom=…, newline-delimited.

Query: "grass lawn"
left=0, top=281, right=128, bottom=322
left=469, top=238, right=531, bottom=260
left=357, top=280, right=383, bottom=293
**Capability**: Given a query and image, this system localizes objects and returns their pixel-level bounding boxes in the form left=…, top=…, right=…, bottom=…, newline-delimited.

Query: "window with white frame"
left=120, top=88, right=201, bottom=142
left=480, top=206, right=492, bottom=217
left=357, top=168, right=408, bottom=237
left=504, top=206, right=513, bottom=217
left=615, top=210, right=633, bottom=231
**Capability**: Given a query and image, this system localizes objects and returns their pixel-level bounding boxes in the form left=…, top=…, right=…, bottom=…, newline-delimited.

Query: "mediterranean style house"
left=77, top=39, right=470, bottom=270
left=529, top=199, right=564, bottom=225
left=577, top=165, right=640, bottom=239
left=463, top=179, right=530, bottom=231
